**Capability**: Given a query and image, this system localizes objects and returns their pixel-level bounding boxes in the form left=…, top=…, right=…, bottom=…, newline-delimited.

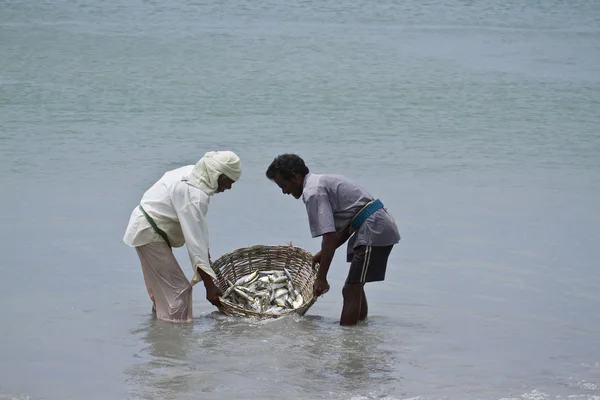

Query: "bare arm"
left=316, top=229, right=352, bottom=279
left=196, top=266, right=222, bottom=307
left=316, top=232, right=337, bottom=280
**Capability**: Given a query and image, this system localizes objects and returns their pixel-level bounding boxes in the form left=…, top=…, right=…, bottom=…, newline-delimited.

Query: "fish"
left=292, top=294, right=303, bottom=309
left=286, top=281, right=294, bottom=293
left=243, top=271, right=259, bottom=285
left=270, top=275, right=287, bottom=284
left=274, top=297, right=287, bottom=308
left=266, top=305, right=286, bottom=314
left=220, top=268, right=305, bottom=315
left=234, top=287, right=254, bottom=302
left=283, top=268, right=294, bottom=283
left=222, top=285, right=236, bottom=299
left=271, top=282, right=287, bottom=290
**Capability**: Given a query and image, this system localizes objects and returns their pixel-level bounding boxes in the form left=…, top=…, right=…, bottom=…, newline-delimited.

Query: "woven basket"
left=211, top=244, right=319, bottom=318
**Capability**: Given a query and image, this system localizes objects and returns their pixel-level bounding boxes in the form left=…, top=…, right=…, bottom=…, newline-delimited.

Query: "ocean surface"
left=1, top=0, right=599, bottom=399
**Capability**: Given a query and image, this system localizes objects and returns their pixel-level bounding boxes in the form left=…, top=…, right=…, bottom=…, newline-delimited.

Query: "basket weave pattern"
left=211, top=244, right=319, bottom=318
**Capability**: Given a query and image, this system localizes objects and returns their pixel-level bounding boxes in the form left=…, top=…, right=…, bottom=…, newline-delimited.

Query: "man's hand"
left=196, top=265, right=222, bottom=306
left=206, top=285, right=223, bottom=307
left=312, top=251, right=322, bottom=269
left=313, top=277, right=330, bottom=297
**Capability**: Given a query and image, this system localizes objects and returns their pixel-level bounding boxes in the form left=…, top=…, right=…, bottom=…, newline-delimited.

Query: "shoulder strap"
left=138, top=205, right=171, bottom=248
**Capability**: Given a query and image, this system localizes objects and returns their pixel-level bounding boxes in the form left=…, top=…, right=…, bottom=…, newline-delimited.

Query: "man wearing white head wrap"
left=186, top=151, right=242, bottom=195
left=123, top=151, right=241, bottom=322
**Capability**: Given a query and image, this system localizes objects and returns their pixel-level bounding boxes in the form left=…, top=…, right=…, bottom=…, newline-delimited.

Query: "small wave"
left=347, top=389, right=600, bottom=400
left=495, top=388, right=600, bottom=400
left=350, top=397, right=408, bottom=400
left=350, top=395, right=424, bottom=400
left=573, top=380, right=600, bottom=391
left=0, top=394, right=36, bottom=400
left=0, top=77, right=18, bottom=85
left=566, top=397, right=600, bottom=400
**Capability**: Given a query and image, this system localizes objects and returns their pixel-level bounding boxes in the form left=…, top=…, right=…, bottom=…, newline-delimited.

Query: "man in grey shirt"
left=266, top=154, right=400, bottom=326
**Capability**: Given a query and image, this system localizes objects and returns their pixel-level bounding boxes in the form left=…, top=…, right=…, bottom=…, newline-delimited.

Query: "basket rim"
left=211, top=243, right=313, bottom=265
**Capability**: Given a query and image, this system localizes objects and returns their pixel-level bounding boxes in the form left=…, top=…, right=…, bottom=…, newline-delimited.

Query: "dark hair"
left=265, top=153, right=310, bottom=180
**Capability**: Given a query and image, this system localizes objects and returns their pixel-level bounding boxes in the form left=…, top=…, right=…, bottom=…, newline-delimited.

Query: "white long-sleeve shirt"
left=123, top=165, right=214, bottom=285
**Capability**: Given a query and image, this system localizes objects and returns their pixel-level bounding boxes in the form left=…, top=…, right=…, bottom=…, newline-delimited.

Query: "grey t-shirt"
left=301, top=173, right=401, bottom=259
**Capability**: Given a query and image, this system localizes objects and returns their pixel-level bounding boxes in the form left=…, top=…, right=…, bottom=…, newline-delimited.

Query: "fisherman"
left=265, top=154, right=400, bottom=326
left=123, top=151, right=242, bottom=322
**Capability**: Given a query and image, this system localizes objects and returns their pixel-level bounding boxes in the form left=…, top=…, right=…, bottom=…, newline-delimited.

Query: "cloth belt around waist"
left=138, top=205, right=171, bottom=248
left=349, top=199, right=384, bottom=234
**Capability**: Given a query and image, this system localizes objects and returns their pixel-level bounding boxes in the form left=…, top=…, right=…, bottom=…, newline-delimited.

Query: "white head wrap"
left=186, top=151, right=241, bottom=195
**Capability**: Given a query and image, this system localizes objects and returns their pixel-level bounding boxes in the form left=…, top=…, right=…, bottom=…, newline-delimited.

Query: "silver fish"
left=283, top=268, right=294, bottom=283
left=274, top=298, right=287, bottom=308
left=271, top=282, right=287, bottom=290
left=234, top=288, right=254, bottom=302
left=292, top=293, right=303, bottom=309
left=228, top=292, right=238, bottom=305
left=236, top=285, right=255, bottom=294
left=285, top=295, right=294, bottom=308
left=254, top=290, right=270, bottom=299
left=222, top=285, right=236, bottom=299
left=243, top=271, right=259, bottom=284
left=246, top=282, right=260, bottom=292
left=249, top=299, right=261, bottom=312
left=221, top=268, right=304, bottom=315
left=286, top=281, right=295, bottom=293
left=270, top=275, right=287, bottom=284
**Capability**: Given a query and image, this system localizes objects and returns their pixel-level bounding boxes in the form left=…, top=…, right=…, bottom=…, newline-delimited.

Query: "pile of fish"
left=220, top=268, right=304, bottom=314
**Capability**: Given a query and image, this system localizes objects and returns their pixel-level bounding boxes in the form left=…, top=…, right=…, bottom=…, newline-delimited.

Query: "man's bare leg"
left=359, top=286, right=368, bottom=321
left=340, top=283, right=363, bottom=326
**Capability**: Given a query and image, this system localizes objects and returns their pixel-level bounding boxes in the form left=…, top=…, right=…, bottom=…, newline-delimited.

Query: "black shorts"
left=345, top=245, right=394, bottom=285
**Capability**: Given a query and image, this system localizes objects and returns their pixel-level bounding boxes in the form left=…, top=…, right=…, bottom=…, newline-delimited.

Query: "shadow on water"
left=124, top=311, right=405, bottom=399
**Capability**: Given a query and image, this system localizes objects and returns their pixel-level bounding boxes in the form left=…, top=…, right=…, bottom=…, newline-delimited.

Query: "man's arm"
left=172, top=188, right=222, bottom=305
left=196, top=265, right=222, bottom=306
left=311, top=233, right=337, bottom=297
left=178, top=203, right=213, bottom=282
left=303, top=189, right=346, bottom=296
left=316, top=232, right=337, bottom=280
left=315, top=229, right=351, bottom=278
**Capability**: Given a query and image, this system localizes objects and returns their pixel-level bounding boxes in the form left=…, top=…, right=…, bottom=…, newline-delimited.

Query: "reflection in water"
left=124, top=313, right=404, bottom=399
left=126, top=317, right=198, bottom=400
left=336, top=326, right=401, bottom=393
left=297, top=317, right=403, bottom=396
